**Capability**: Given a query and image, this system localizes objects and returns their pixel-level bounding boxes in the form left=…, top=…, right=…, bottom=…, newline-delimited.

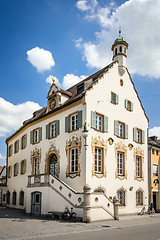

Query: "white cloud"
left=149, top=127, right=160, bottom=139
left=76, top=0, right=160, bottom=79
left=27, top=47, right=55, bottom=73
left=0, top=153, right=5, bottom=160
left=46, top=75, right=60, bottom=86
left=76, top=0, right=97, bottom=11
left=62, top=74, right=88, bottom=89
left=0, top=97, right=41, bottom=137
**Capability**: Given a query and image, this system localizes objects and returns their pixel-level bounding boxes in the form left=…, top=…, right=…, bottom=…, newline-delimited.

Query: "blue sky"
left=0, top=0, right=160, bottom=165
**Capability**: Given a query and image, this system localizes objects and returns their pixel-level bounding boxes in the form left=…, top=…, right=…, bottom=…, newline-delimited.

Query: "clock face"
left=49, top=98, right=56, bottom=110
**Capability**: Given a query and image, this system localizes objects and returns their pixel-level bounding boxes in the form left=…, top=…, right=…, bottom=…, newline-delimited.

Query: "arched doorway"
left=49, top=154, right=57, bottom=176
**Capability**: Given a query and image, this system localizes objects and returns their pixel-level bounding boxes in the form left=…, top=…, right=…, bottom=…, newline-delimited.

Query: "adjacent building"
left=5, top=33, right=149, bottom=221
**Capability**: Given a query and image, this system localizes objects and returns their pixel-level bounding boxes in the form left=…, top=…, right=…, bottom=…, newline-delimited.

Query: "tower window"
left=119, top=46, right=122, bottom=53
left=115, top=48, right=117, bottom=55
left=124, top=47, right=126, bottom=54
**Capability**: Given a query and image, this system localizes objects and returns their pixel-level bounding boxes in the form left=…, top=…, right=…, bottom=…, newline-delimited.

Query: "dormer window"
left=77, top=84, right=84, bottom=94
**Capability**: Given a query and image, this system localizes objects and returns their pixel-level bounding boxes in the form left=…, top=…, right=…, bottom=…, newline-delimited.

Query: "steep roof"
left=148, top=136, right=160, bottom=148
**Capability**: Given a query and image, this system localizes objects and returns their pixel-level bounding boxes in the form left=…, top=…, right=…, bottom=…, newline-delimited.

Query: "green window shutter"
left=46, top=124, right=49, bottom=139
left=142, top=130, right=145, bottom=144
left=30, top=131, right=33, bottom=144
left=56, top=120, right=60, bottom=136
left=125, top=124, right=128, bottom=139
left=104, top=116, right=108, bottom=132
left=133, top=127, right=137, bottom=141
left=39, top=127, right=42, bottom=142
left=25, top=134, right=27, bottom=147
left=91, top=111, right=96, bottom=129
left=125, top=99, right=128, bottom=109
left=131, top=102, right=133, bottom=111
left=114, top=120, right=119, bottom=136
left=65, top=116, right=69, bottom=132
left=77, top=110, right=82, bottom=129
left=116, top=94, right=119, bottom=104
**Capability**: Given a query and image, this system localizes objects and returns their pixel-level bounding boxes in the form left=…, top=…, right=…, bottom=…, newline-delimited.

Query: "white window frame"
left=136, top=191, right=143, bottom=205
left=96, top=114, right=103, bottom=131
left=34, top=129, right=39, bottom=143
left=34, top=157, right=39, bottom=175
left=50, top=122, right=56, bottom=138
left=117, top=152, right=124, bottom=176
left=70, top=148, right=78, bottom=173
left=95, top=147, right=103, bottom=173
left=137, top=129, right=141, bottom=143
left=136, top=156, right=142, bottom=178
left=70, top=113, right=78, bottom=131
left=118, top=190, right=125, bottom=206
left=118, top=122, right=124, bottom=138
left=153, top=164, right=159, bottom=177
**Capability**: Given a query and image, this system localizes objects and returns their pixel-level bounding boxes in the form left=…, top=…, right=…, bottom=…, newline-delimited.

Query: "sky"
left=1, top=0, right=160, bottom=166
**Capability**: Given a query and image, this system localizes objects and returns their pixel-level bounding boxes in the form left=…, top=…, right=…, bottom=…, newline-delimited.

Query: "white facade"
left=6, top=36, right=148, bottom=221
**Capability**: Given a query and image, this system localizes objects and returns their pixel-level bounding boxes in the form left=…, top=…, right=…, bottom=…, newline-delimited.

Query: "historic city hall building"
left=5, top=34, right=149, bottom=221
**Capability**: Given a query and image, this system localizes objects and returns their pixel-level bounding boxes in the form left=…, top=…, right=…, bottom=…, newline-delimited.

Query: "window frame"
left=33, top=128, right=39, bottom=144
left=136, top=156, right=142, bottom=178
left=34, top=157, right=39, bottom=175
left=8, top=145, right=13, bottom=157
left=19, top=190, right=24, bottom=205
left=111, top=92, right=119, bottom=105
left=153, top=163, right=159, bottom=177
left=49, top=121, right=56, bottom=138
left=136, top=191, right=143, bottom=206
left=70, top=112, right=78, bottom=132
left=70, top=148, right=78, bottom=173
left=14, top=163, right=19, bottom=176
left=21, top=160, right=26, bottom=175
left=95, top=147, right=103, bottom=174
left=117, top=190, right=125, bottom=206
left=8, top=166, right=12, bottom=178
left=21, top=135, right=27, bottom=149
left=117, top=151, right=124, bottom=176
left=96, top=113, right=103, bottom=132
left=14, top=140, right=19, bottom=153
left=12, top=191, right=17, bottom=205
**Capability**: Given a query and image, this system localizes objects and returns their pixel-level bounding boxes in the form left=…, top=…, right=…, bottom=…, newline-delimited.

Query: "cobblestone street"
left=0, top=207, right=160, bottom=240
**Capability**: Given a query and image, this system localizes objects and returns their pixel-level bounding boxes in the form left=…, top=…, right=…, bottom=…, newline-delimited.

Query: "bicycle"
left=62, top=207, right=77, bottom=221
left=138, top=203, right=155, bottom=215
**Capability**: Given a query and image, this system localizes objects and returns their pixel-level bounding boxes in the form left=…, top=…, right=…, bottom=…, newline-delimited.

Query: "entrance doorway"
left=31, top=192, right=41, bottom=215
left=153, top=192, right=157, bottom=212
left=49, top=154, right=57, bottom=176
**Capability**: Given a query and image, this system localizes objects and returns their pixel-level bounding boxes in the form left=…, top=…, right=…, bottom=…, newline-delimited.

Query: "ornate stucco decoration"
left=115, top=142, right=127, bottom=180
left=45, top=144, right=60, bottom=177
left=65, top=135, right=82, bottom=178
left=30, top=147, right=41, bottom=175
left=91, top=136, right=107, bottom=178
left=133, top=147, right=144, bottom=182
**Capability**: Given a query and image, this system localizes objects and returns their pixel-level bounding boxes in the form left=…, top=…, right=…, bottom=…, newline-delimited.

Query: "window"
left=8, top=145, right=13, bottom=157
left=117, top=152, right=124, bottom=176
left=34, top=157, right=39, bottom=175
left=19, top=190, right=24, bottom=205
left=95, top=148, right=103, bottom=173
left=136, top=191, right=143, bottom=205
left=70, top=148, right=78, bottom=173
left=119, top=46, right=122, bottom=52
left=14, top=163, right=19, bottom=176
left=77, top=84, right=84, bottom=94
left=136, top=156, right=142, bottom=178
left=156, top=150, right=159, bottom=156
left=133, top=128, right=145, bottom=144
left=117, top=190, right=125, bottom=206
left=111, top=92, right=119, bottom=104
left=114, top=120, right=128, bottom=139
left=21, top=134, right=27, bottom=149
left=12, top=191, right=17, bottom=205
left=3, top=194, right=5, bottom=202
left=153, top=164, right=158, bottom=177
left=6, top=191, right=10, bottom=204
left=125, top=99, right=133, bottom=111
left=21, top=160, right=26, bottom=174
left=152, top=149, right=154, bottom=154
left=65, top=111, right=82, bottom=132
left=8, top=166, right=12, bottom=178
left=30, top=128, right=42, bottom=144
left=91, top=112, right=108, bottom=132
left=46, top=120, right=60, bottom=139
left=115, top=48, right=117, bottom=55
left=14, top=140, right=19, bottom=153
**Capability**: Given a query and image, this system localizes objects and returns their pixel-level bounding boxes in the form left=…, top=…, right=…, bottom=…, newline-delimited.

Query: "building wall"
left=85, top=63, right=148, bottom=214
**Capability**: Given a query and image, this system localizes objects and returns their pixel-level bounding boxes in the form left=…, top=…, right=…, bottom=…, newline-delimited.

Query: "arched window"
left=115, top=48, right=117, bottom=55
left=12, top=191, right=17, bottom=205
left=136, top=190, right=143, bottom=205
left=117, top=190, right=125, bottom=206
left=119, top=46, right=122, bottom=53
left=19, top=190, right=24, bottom=205
left=6, top=191, right=10, bottom=204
